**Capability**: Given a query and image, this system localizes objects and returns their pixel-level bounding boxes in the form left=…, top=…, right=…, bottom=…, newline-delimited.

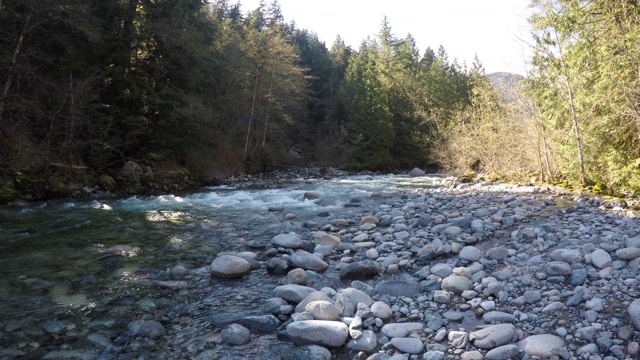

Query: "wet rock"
left=374, top=280, right=422, bottom=297
left=281, top=345, right=332, bottom=360
left=266, top=258, right=290, bottom=274
left=127, top=320, right=166, bottom=338
left=274, top=284, right=316, bottom=303
left=210, top=255, right=251, bottom=278
left=340, top=260, right=380, bottom=281
left=291, top=251, right=328, bottom=272
left=272, top=232, right=307, bottom=249
left=286, top=320, right=349, bottom=347
left=409, top=168, right=426, bottom=177
left=221, top=323, right=251, bottom=345
left=469, top=324, right=516, bottom=349
left=209, top=313, right=280, bottom=333
left=517, top=334, right=565, bottom=358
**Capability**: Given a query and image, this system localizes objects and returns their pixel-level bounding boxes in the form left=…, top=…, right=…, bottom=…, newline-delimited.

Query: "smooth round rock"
left=287, top=268, right=308, bottom=285
left=470, top=324, right=516, bottom=349
left=546, top=261, right=572, bottom=276
left=286, top=320, right=348, bottom=347
left=459, top=246, right=481, bottom=261
left=517, top=334, right=566, bottom=358
left=441, top=275, right=473, bottom=294
left=485, top=344, right=520, bottom=359
left=374, top=280, right=422, bottom=297
left=591, top=249, right=612, bottom=269
left=305, top=301, right=341, bottom=321
left=221, top=324, right=251, bottom=345
left=315, top=234, right=340, bottom=247
left=210, top=255, right=251, bottom=278
left=371, top=301, right=393, bottom=321
left=381, top=322, right=424, bottom=338
left=274, top=284, right=316, bottom=303
left=334, top=288, right=373, bottom=317
left=291, top=251, right=328, bottom=272
left=340, top=260, right=380, bottom=281
left=346, top=329, right=377, bottom=352
left=444, top=226, right=463, bottom=239
left=628, top=299, right=640, bottom=330
left=616, top=247, right=640, bottom=260
left=272, top=232, right=306, bottom=249
left=390, top=337, right=425, bottom=354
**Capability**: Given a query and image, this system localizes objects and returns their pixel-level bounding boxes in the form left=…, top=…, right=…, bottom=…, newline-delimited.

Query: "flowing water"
left=0, top=174, right=442, bottom=357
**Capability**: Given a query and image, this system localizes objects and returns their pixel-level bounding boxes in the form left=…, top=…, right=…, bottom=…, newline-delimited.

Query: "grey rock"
left=569, top=268, right=588, bottom=286
left=349, top=315, right=363, bottom=339
left=286, top=320, right=348, bottom=347
left=546, top=261, right=572, bottom=276
left=449, top=216, right=472, bottom=229
left=441, top=275, right=473, bottom=294
left=42, top=351, right=97, bottom=360
left=517, top=334, right=565, bottom=358
left=470, top=324, right=516, bottom=349
left=430, top=263, right=453, bottom=278
left=443, top=226, right=463, bottom=239
left=483, top=311, right=516, bottom=323
left=272, top=232, right=307, bottom=249
left=346, top=329, right=377, bottom=352
left=423, top=351, right=446, bottom=360
left=334, top=288, right=373, bottom=317
left=374, top=280, right=422, bottom=297
left=381, top=322, right=423, bottom=338
left=628, top=299, right=640, bottom=330
left=410, top=167, right=426, bottom=177
left=371, top=301, right=393, bottom=321
left=281, top=345, right=332, bottom=360
left=295, top=291, right=333, bottom=313
left=221, top=323, right=251, bottom=345
left=390, top=337, right=424, bottom=354
left=209, top=313, right=280, bottom=333
left=210, top=255, right=251, bottom=278
left=305, top=301, right=341, bottom=321
left=591, top=249, right=612, bottom=269
left=127, top=320, right=166, bottom=338
left=485, top=344, right=520, bottom=360
left=616, top=247, right=640, bottom=260
left=291, top=251, right=328, bottom=272
left=287, top=268, right=308, bottom=285
left=550, top=248, right=582, bottom=263
left=340, top=260, right=380, bottom=280
left=487, top=247, right=509, bottom=260
left=459, top=246, right=481, bottom=261
left=274, top=284, right=316, bottom=303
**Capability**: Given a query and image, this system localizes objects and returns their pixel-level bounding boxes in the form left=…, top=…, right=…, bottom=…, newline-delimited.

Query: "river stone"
left=291, top=251, right=328, bottom=272
left=374, top=280, right=422, bottom=297
left=550, top=248, right=582, bottom=263
left=469, top=324, right=516, bottom=349
left=443, top=226, right=463, bottom=239
left=381, top=322, right=424, bottom=338
left=360, top=216, right=380, bottom=225
left=42, top=350, right=97, bottom=360
left=210, top=255, right=251, bottom=278
left=546, top=261, right=572, bottom=276
left=390, top=337, right=425, bottom=354
left=305, top=301, right=341, bottom=321
left=410, top=167, right=426, bottom=176
left=287, top=268, right=308, bottom=285
left=335, top=288, right=373, bottom=316
left=441, top=275, right=473, bottom=294
left=616, top=247, right=640, bottom=260
left=127, top=320, right=166, bottom=338
left=485, top=344, right=520, bottom=360
left=430, top=263, right=453, bottom=278
left=274, top=284, right=316, bottom=303
left=371, top=301, right=392, bottom=321
left=221, top=323, right=251, bottom=345
left=295, top=291, right=333, bottom=313
left=483, top=311, right=516, bottom=323
left=304, top=191, right=321, bottom=200
left=517, top=334, right=566, bottom=358
left=272, top=232, right=306, bottom=249
left=628, top=299, right=640, bottom=330
left=286, top=320, right=349, bottom=347
left=591, top=249, right=612, bottom=269
left=340, top=260, right=380, bottom=281
left=459, top=246, right=481, bottom=261
left=281, top=345, right=332, bottom=360
left=316, top=234, right=340, bottom=247
left=346, top=329, right=377, bottom=352
left=487, top=247, right=509, bottom=260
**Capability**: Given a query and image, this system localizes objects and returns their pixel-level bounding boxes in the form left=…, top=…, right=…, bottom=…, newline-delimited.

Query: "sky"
left=239, top=0, right=534, bottom=75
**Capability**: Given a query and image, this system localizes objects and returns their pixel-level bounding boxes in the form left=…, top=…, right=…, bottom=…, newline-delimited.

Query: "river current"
left=0, top=173, right=441, bottom=358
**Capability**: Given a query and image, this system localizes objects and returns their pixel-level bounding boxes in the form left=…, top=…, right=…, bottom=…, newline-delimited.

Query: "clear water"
left=0, top=174, right=441, bottom=354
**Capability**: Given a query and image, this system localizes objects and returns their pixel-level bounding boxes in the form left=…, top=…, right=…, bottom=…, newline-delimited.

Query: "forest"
left=0, top=0, right=639, bottom=202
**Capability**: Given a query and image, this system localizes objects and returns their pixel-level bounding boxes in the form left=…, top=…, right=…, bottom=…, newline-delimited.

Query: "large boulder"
left=210, top=255, right=251, bottom=278
left=409, top=167, right=426, bottom=177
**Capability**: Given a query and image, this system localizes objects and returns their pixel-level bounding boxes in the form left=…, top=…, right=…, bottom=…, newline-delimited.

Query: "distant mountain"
left=488, top=72, right=525, bottom=104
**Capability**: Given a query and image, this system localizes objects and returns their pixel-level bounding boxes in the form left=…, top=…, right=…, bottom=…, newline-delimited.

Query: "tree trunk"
left=243, top=64, right=260, bottom=161
left=0, top=11, right=32, bottom=125
left=261, top=80, right=273, bottom=147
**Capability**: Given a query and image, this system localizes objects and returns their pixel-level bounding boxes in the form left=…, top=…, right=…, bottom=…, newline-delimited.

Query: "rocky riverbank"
left=2, top=173, right=640, bottom=360
left=203, top=176, right=640, bottom=360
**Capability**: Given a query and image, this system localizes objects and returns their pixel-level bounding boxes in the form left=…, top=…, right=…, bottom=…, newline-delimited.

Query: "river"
left=0, top=173, right=442, bottom=359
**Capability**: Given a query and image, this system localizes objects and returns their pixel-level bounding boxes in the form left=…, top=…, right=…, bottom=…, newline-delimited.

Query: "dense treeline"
left=437, top=0, right=640, bottom=195
left=0, top=0, right=476, bottom=201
